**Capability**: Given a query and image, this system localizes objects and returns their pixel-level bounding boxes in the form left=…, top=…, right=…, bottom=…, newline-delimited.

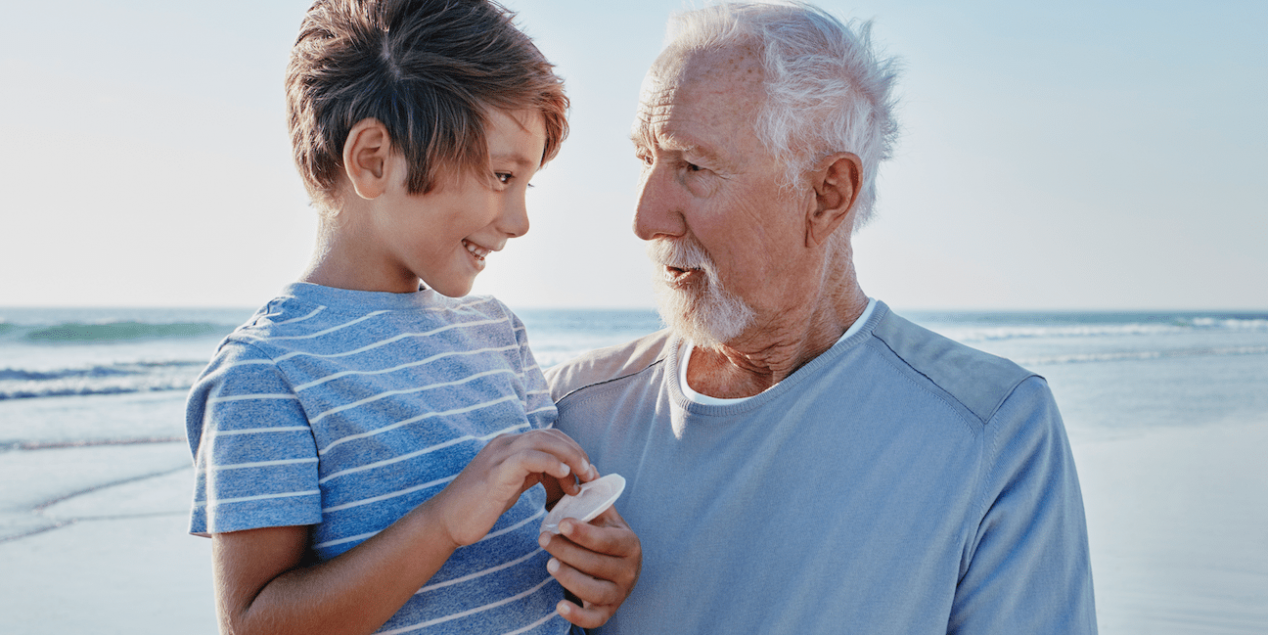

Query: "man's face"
left=632, top=47, right=813, bottom=346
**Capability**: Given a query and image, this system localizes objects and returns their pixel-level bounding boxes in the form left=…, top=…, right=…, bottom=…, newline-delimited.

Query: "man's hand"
left=539, top=506, right=642, bottom=628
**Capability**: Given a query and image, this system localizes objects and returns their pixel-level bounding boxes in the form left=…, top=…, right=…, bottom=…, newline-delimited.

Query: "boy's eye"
left=495, top=172, right=513, bottom=185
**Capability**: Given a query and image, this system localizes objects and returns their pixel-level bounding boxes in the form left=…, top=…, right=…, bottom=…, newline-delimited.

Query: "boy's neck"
left=300, top=203, right=421, bottom=294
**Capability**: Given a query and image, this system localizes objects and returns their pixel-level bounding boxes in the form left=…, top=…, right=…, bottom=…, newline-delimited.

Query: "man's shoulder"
left=869, top=307, right=1039, bottom=425
left=544, top=329, right=675, bottom=403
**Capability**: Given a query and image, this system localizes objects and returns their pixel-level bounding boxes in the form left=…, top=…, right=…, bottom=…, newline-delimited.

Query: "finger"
left=556, top=598, right=614, bottom=630
left=539, top=528, right=638, bottom=599
left=558, top=508, right=639, bottom=557
left=539, top=473, right=579, bottom=500
left=540, top=531, right=618, bottom=584
left=554, top=474, right=582, bottom=497
left=503, top=449, right=574, bottom=483
left=546, top=555, right=624, bottom=608
left=511, top=430, right=598, bottom=483
left=541, top=475, right=569, bottom=505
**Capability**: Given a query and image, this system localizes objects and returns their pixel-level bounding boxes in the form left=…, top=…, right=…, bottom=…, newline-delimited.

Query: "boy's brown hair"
left=286, top=0, right=569, bottom=209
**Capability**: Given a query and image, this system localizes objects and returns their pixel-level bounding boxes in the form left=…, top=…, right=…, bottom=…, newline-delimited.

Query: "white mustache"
left=647, top=238, right=713, bottom=274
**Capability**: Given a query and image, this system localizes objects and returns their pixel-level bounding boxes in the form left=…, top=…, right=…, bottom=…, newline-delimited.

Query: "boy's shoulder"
left=211, top=286, right=522, bottom=368
left=198, top=287, right=526, bottom=390
left=239, top=285, right=513, bottom=335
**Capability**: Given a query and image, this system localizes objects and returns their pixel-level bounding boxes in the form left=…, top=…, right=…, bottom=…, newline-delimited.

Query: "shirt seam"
left=554, top=356, right=669, bottom=408
left=961, top=376, right=1045, bottom=585
left=865, top=336, right=980, bottom=438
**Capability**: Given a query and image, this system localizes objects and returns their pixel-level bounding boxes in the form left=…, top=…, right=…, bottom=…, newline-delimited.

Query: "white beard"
left=647, top=238, right=756, bottom=348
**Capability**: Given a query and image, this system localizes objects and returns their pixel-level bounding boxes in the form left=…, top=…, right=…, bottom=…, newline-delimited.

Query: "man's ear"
left=342, top=118, right=394, bottom=200
left=806, top=152, right=863, bottom=247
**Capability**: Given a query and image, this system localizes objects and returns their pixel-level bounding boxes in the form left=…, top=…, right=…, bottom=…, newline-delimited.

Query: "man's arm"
left=950, top=377, right=1098, bottom=633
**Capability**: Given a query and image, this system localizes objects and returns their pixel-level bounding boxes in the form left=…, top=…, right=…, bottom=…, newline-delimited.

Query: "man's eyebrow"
left=630, top=127, right=653, bottom=149
left=630, top=130, right=722, bottom=164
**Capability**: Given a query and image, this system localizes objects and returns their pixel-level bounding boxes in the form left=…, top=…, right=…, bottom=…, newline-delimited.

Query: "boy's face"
left=374, top=109, right=547, bottom=297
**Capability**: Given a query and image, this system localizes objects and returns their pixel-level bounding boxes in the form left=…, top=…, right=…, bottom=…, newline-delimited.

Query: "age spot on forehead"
left=685, top=45, right=763, bottom=84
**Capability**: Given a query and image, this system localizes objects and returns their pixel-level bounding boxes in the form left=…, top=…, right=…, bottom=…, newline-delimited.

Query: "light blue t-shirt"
left=186, top=283, right=569, bottom=635
left=547, top=300, right=1097, bottom=634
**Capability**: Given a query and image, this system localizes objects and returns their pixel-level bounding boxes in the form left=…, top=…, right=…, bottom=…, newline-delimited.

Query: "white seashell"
left=541, top=473, right=626, bottom=534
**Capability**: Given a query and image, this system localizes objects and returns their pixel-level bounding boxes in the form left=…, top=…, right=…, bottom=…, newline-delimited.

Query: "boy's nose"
left=500, top=194, right=530, bottom=238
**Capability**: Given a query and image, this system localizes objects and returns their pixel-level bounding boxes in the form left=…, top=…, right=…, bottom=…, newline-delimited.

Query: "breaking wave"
left=0, top=361, right=206, bottom=401
left=934, top=315, right=1268, bottom=343
left=1017, top=346, right=1268, bottom=366
left=20, top=321, right=229, bottom=343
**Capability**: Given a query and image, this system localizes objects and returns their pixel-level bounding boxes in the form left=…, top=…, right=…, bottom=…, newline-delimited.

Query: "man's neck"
left=685, top=282, right=869, bottom=399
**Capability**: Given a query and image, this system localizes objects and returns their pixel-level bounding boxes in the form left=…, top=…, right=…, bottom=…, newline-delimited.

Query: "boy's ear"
left=342, top=118, right=394, bottom=200
left=805, top=152, right=863, bottom=247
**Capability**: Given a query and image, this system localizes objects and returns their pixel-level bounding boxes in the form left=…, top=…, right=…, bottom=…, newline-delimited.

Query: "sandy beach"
left=2, top=405, right=1265, bottom=633
left=1075, top=421, right=1268, bottom=633
left=0, top=440, right=216, bottom=632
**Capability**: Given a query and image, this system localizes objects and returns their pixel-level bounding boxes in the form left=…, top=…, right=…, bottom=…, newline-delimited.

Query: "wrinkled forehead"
left=635, top=45, right=766, bottom=133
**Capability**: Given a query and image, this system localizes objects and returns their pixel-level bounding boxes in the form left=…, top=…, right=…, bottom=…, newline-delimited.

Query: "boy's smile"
left=463, top=239, right=494, bottom=265
left=377, top=108, right=547, bottom=297
left=305, top=108, right=548, bottom=297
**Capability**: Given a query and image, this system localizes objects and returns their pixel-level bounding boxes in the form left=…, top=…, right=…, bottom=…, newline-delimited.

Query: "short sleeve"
left=502, top=303, right=557, bottom=432
left=185, top=339, right=322, bottom=536
left=950, top=376, right=1098, bottom=633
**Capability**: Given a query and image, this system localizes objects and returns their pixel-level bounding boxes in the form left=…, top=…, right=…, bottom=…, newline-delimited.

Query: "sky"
left=1, top=0, right=1264, bottom=311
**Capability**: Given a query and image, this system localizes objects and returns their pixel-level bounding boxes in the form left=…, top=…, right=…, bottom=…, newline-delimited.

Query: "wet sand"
left=1, top=421, right=1266, bottom=634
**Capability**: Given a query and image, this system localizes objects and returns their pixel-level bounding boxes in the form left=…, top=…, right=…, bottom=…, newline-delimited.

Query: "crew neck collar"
left=280, top=281, right=446, bottom=312
left=677, top=298, right=879, bottom=407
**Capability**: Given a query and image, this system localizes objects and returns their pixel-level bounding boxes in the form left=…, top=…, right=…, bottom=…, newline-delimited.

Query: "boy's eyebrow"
left=490, top=151, right=540, bottom=170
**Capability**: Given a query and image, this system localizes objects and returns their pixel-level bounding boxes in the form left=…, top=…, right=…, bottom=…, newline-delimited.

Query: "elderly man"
left=546, top=2, right=1097, bottom=634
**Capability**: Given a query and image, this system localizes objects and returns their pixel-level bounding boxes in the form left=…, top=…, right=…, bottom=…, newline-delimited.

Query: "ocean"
left=2, top=305, right=1267, bottom=452
left=4, top=305, right=1268, bottom=444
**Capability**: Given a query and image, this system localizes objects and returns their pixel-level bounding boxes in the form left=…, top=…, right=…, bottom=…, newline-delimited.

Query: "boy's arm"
left=214, top=501, right=458, bottom=635
left=214, top=429, right=595, bottom=635
left=540, top=507, right=642, bottom=628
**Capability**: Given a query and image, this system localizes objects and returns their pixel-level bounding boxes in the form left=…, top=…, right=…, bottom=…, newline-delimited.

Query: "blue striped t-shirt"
left=185, top=282, right=569, bottom=635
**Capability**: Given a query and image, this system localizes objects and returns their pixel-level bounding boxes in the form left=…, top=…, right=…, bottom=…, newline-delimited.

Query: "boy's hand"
left=433, top=429, right=596, bottom=547
left=539, top=506, right=642, bottom=628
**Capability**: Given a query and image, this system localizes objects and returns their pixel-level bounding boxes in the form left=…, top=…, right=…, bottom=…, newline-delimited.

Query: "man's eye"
left=686, top=162, right=703, bottom=172
left=495, top=173, right=512, bottom=184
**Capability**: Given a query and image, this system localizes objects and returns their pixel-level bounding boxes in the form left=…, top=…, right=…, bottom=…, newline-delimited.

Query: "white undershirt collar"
left=678, top=298, right=877, bottom=406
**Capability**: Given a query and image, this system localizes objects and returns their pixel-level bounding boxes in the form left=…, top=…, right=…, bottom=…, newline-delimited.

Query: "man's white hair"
left=664, top=1, right=900, bottom=230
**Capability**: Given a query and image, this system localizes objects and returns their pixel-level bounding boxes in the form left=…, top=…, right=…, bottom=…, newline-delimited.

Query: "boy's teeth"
left=463, top=240, right=487, bottom=260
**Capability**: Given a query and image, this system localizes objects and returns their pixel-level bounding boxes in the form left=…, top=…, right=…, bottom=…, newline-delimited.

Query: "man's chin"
left=652, top=281, right=755, bottom=349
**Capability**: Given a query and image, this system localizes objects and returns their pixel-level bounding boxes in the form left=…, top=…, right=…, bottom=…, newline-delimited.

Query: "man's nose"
left=633, top=163, right=686, bottom=241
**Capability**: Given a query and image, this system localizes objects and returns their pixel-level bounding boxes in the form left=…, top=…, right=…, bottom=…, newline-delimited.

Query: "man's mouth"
left=663, top=264, right=704, bottom=284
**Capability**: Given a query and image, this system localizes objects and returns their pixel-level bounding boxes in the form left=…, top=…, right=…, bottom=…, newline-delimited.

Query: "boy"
left=184, top=2, right=639, bottom=634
